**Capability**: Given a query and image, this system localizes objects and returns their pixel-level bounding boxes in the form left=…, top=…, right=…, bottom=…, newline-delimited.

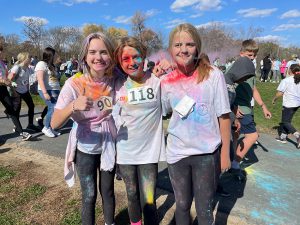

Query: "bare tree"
left=131, top=11, right=146, bottom=42
left=44, top=26, right=81, bottom=59
left=141, top=29, right=163, bottom=55
left=22, top=17, right=47, bottom=57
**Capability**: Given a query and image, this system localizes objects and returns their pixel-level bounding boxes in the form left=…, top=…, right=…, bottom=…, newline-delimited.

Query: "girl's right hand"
left=44, top=93, right=51, bottom=100
left=74, top=95, right=93, bottom=111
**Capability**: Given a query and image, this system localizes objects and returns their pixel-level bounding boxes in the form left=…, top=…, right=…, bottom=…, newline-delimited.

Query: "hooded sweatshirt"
left=225, top=56, right=255, bottom=107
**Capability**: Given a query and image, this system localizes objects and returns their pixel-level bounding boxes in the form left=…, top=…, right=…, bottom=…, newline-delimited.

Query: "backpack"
left=29, top=72, right=38, bottom=95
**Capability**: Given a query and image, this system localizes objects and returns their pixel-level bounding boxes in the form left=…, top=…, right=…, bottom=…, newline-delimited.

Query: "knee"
left=82, top=191, right=97, bottom=205
left=176, top=198, right=192, bottom=212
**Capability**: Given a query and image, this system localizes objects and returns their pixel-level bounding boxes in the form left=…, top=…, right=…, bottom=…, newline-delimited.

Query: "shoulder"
left=35, top=61, right=47, bottom=70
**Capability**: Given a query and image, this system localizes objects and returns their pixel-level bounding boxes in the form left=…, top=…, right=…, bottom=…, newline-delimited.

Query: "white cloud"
left=196, top=21, right=224, bottom=29
left=237, top=8, right=277, bottom=18
left=46, top=0, right=98, bottom=6
left=113, top=16, right=132, bottom=24
left=190, top=13, right=203, bottom=18
left=14, top=16, right=49, bottom=25
left=145, top=9, right=160, bottom=17
left=170, top=0, right=221, bottom=12
left=280, top=10, right=300, bottom=19
left=273, top=23, right=300, bottom=31
left=164, top=19, right=186, bottom=29
left=103, top=15, right=111, bottom=20
left=254, top=35, right=285, bottom=43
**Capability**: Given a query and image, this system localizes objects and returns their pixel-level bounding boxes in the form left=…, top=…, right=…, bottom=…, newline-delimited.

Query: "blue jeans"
left=38, top=90, right=60, bottom=128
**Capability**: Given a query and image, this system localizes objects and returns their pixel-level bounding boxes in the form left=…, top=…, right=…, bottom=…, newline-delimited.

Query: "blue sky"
left=1, top=0, right=300, bottom=47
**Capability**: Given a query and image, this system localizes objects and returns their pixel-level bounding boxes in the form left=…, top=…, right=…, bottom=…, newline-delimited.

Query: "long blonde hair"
left=168, top=23, right=212, bottom=83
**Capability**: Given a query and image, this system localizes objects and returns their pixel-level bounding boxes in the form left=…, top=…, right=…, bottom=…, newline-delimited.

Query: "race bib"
left=94, top=96, right=113, bottom=113
left=127, top=86, right=156, bottom=105
left=174, top=95, right=195, bottom=118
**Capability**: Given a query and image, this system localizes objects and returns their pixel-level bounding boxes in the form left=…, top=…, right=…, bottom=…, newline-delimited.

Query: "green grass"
left=253, top=80, right=300, bottom=133
left=0, top=166, right=16, bottom=182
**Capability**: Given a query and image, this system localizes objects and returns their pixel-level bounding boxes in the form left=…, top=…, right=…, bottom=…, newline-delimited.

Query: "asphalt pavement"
left=1, top=105, right=299, bottom=225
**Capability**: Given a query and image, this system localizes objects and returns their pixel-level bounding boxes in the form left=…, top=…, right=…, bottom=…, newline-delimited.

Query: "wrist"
left=260, top=103, right=265, bottom=107
left=72, top=101, right=77, bottom=113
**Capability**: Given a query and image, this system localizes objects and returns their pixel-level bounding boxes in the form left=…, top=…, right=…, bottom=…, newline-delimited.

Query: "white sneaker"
left=51, top=129, right=61, bottom=136
left=42, top=127, right=55, bottom=138
left=20, top=132, right=32, bottom=141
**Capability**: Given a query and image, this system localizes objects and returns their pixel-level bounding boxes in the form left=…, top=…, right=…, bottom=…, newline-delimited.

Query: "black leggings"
left=279, top=106, right=299, bottom=135
left=13, top=91, right=35, bottom=125
left=75, top=150, right=115, bottom=225
left=168, top=151, right=220, bottom=225
left=119, top=163, right=158, bottom=225
left=0, top=86, right=23, bottom=134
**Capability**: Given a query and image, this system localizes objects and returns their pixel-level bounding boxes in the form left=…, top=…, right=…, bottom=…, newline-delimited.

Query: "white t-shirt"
left=161, top=67, right=231, bottom=164
left=112, top=72, right=166, bottom=164
left=11, top=65, right=33, bottom=94
left=277, top=76, right=300, bottom=108
left=35, top=61, right=60, bottom=90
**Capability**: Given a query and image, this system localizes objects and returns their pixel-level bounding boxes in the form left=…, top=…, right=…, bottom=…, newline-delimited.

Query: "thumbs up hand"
left=73, top=94, right=93, bottom=111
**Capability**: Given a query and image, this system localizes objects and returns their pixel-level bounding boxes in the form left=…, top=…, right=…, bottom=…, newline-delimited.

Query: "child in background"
left=161, top=23, right=231, bottom=225
left=51, top=33, right=117, bottom=225
left=272, top=64, right=300, bottom=149
left=113, top=37, right=165, bottom=225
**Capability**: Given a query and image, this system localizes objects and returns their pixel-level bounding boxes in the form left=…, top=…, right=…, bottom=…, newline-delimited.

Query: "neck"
left=129, top=71, right=145, bottom=83
left=90, top=70, right=105, bottom=81
left=176, top=64, right=196, bottom=76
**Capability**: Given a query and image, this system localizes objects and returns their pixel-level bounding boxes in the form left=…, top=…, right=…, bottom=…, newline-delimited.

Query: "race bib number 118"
left=127, top=86, right=156, bottom=105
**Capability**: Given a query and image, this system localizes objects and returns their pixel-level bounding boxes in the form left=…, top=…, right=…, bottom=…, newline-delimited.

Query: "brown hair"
left=168, top=23, right=211, bottom=83
left=290, top=64, right=300, bottom=85
left=114, top=36, right=147, bottom=65
left=240, top=39, right=259, bottom=54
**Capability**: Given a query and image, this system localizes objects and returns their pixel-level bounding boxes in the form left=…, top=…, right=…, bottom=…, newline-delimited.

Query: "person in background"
left=35, top=46, right=61, bottom=138
left=0, top=43, right=32, bottom=140
left=8, top=52, right=40, bottom=132
left=232, top=39, right=272, bottom=180
left=280, top=59, right=287, bottom=80
left=272, top=64, right=300, bottom=149
left=272, top=57, right=281, bottom=83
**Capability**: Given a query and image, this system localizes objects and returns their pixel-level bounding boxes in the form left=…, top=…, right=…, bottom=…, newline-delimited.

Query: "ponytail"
left=290, top=64, right=300, bottom=84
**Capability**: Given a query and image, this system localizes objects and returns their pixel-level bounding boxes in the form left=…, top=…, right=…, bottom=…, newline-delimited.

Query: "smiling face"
left=120, top=46, right=144, bottom=81
left=86, top=38, right=111, bottom=78
left=170, top=31, right=197, bottom=72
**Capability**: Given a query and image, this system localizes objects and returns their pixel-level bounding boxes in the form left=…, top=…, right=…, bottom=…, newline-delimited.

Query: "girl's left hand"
left=220, top=149, right=231, bottom=173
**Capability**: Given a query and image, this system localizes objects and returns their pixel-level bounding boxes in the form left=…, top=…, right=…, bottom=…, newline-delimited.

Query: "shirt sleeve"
left=55, top=80, right=76, bottom=110
left=277, top=79, right=287, bottom=93
left=35, top=61, right=46, bottom=72
left=11, top=65, right=19, bottom=74
left=213, top=70, right=231, bottom=117
left=160, top=80, right=172, bottom=116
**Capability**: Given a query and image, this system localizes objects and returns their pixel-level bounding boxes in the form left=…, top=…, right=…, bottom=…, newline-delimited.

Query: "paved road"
left=1, top=105, right=300, bottom=225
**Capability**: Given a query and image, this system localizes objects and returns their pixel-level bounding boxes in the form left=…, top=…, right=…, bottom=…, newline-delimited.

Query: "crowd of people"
left=1, top=22, right=300, bottom=225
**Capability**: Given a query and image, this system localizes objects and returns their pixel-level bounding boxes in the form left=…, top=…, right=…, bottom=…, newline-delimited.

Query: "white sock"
left=293, top=132, right=300, bottom=139
left=231, top=160, right=240, bottom=169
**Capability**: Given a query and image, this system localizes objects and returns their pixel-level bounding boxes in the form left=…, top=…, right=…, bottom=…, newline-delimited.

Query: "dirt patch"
left=0, top=143, right=250, bottom=225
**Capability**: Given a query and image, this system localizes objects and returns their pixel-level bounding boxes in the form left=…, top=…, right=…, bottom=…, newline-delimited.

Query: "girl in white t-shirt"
left=272, top=64, right=300, bottom=148
left=113, top=37, right=165, bottom=225
left=8, top=52, right=40, bottom=132
left=161, top=23, right=231, bottom=225
left=35, top=47, right=61, bottom=138
left=51, top=33, right=117, bottom=225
